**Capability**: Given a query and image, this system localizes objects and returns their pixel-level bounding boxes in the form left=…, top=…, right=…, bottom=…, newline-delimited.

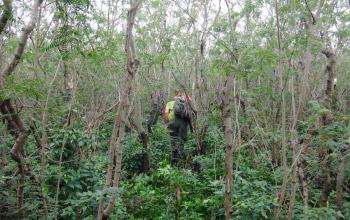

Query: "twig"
left=87, top=100, right=120, bottom=131
left=303, top=0, right=316, bottom=25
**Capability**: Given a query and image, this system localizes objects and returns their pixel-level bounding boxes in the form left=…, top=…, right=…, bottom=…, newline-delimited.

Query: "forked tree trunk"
left=220, top=75, right=235, bottom=220
left=97, top=1, right=142, bottom=219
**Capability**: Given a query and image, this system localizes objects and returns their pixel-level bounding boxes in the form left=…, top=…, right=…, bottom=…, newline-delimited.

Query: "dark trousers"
left=168, top=117, right=189, bottom=164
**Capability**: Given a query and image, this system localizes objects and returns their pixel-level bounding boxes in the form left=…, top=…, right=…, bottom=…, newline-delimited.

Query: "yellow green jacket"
left=165, top=101, right=175, bottom=122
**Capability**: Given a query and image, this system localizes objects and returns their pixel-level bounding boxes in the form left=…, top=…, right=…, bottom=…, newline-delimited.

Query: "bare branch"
left=0, top=0, right=43, bottom=79
left=303, top=0, right=316, bottom=25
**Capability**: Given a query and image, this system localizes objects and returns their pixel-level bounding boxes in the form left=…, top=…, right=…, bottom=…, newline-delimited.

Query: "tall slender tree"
left=97, top=1, right=142, bottom=219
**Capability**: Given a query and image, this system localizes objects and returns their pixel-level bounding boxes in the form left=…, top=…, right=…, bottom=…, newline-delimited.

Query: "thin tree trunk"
left=13, top=131, right=28, bottom=218
left=132, top=96, right=150, bottom=173
left=53, top=127, right=69, bottom=219
left=274, top=0, right=288, bottom=217
left=336, top=157, right=345, bottom=219
left=319, top=49, right=336, bottom=207
left=147, top=90, right=164, bottom=134
left=0, top=126, right=8, bottom=167
left=220, top=75, right=235, bottom=220
left=32, top=7, right=50, bottom=217
left=298, top=139, right=310, bottom=212
left=322, top=50, right=336, bottom=113
left=287, top=77, right=298, bottom=220
left=55, top=1, right=74, bottom=126
left=40, top=61, right=61, bottom=217
left=293, top=1, right=325, bottom=211
left=287, top=135, right=298, bottom=220
left=97, top=1, right=142, bottom=219
left=53, top=81, right=76, bottom=220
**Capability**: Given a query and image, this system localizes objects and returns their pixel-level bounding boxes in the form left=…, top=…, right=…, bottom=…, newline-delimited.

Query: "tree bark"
left=147, top=90, right=164, bottom=134
left=336, top=157, right=345, bottom=219
left=294, top=1, right=325, bottom=212
left=220, top=75, right=235, bottom=220
left=298, top=137, right=310, bottom=212
left=287, top=77, right=298, bottom=220
left=322, top=50, right=336, bottom=113
left=97, top=1, right=142, bottom=219
left=297, top=0, right=324, bottom=120
left=319, top=49, right=336, bottom=207
left=132, top=96, right=150, bottom=173
left=0, top=128, right=8, bottom=167
left=274, top=1, right=288, bottom=217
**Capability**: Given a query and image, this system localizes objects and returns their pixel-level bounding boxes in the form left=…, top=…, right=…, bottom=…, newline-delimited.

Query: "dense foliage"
left=0, top=0, right=349, bottom=219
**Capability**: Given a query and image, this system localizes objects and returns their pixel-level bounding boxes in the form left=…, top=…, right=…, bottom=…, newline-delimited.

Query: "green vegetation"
left=0, top=0, right=349, bottom=219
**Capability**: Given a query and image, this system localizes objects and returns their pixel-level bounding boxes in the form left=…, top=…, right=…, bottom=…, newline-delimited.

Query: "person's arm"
left=163, top=105, right=169, bottom=123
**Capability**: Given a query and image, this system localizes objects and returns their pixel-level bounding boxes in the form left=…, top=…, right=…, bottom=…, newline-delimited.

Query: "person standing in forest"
left=163, top=91, right=193, bottom=165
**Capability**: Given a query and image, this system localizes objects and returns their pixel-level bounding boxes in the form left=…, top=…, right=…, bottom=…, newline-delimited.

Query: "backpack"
left=174, top=96, right=190, bottom=119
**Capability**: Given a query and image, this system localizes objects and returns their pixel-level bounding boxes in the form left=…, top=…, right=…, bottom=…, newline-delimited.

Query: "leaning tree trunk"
left=220, top=75, right=235, bottom=220
left=97, top=1, right=142, bottom=219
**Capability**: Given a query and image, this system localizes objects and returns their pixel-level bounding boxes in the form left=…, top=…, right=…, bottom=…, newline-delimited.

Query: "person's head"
left=174, top=91, right=183, bottom=99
